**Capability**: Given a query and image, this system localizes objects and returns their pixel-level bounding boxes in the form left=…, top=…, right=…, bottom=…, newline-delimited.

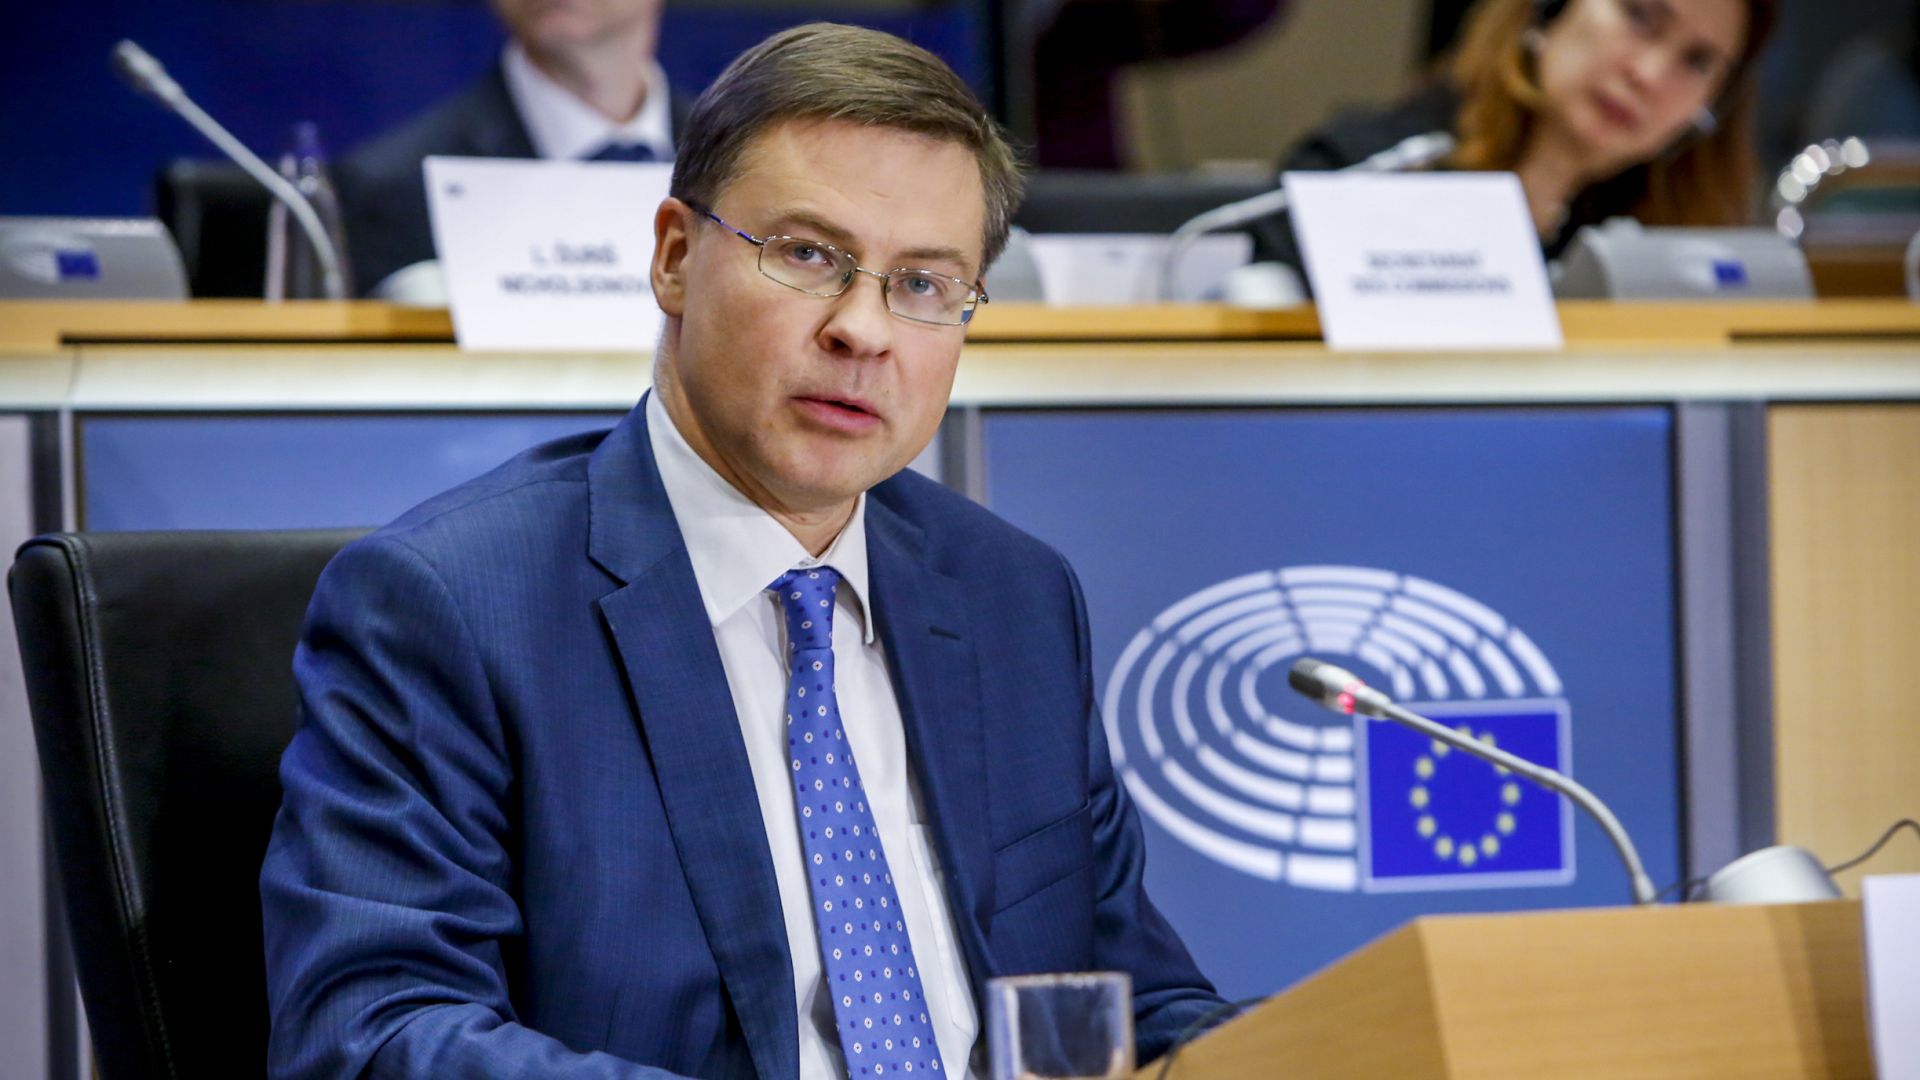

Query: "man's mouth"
left=793, top=395, right=882, bottom=430
left=806, top=395, right=872, bottom=414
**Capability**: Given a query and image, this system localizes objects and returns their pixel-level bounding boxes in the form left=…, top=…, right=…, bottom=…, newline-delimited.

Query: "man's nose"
left=817, top=270, right=896, bottom=359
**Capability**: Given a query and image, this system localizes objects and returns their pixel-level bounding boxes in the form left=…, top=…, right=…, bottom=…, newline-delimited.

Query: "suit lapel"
left=866, top=497, right=997, bottom=986
left=589, top=405, right=797, bottom=1080
left=458, top=62, right=539, bottom=159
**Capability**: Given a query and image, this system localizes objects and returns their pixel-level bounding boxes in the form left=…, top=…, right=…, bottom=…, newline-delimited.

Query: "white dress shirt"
left=501, top=42, right=674, bottom=161
left=645, top=393, right=982, bottom=1079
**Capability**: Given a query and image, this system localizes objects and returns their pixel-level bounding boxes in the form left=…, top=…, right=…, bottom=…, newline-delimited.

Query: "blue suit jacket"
left=260, top=402, right=1221, bottom=1078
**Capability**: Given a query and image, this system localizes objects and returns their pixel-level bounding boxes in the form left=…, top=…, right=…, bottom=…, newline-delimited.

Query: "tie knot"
left=770, top=567, right=840, bottom=652
left=586, top=141, right=657, bottom=163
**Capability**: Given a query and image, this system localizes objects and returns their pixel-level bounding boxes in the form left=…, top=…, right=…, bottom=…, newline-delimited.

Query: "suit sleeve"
left=259, top=535, right=692, bottom=1080
left=1058, top=554, right=1232, bottom=1065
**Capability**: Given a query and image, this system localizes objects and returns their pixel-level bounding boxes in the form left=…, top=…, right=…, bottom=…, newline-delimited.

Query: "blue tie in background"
left=771, top=568, right=948, bottom=1078
left=586, top=142, right=658, bottom=162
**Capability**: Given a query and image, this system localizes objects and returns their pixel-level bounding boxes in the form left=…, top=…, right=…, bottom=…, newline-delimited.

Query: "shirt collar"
left=646, top=392, right=875, bottom=643
left=501, top=42, right=674, bottom=162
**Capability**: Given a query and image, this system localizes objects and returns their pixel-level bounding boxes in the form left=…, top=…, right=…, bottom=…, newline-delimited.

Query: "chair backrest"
left=155, top=159, right=272, bottom=298
left=1013, top=168, right=1276, bottom=234
left=9, top=529, right=365, bottom=1079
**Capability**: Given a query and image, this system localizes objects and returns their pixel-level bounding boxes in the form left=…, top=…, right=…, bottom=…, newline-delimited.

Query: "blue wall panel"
left=2, top=2, right=988, bottom=218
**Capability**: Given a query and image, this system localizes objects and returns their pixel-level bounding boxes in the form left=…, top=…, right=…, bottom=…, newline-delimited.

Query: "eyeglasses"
left=696, top=207, right=987, bottom=326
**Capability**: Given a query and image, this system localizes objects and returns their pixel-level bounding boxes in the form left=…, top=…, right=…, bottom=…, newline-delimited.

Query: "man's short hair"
left=670, top=22, right=1024, bottom=270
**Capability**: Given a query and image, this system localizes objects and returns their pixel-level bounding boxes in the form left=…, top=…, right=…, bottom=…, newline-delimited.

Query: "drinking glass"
left=986, top=971, right=1133, bottom=1080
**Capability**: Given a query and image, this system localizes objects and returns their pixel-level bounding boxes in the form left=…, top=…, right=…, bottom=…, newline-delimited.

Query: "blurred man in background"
left=337, top=0, right=683, bottom=294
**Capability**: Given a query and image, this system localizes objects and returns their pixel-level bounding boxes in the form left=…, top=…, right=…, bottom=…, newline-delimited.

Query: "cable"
left=1650, top=873, right=1709, bottom=904
left=1650, top=819, right=1919, bottom=903
left=1824, top=818, right=1920, bottom=878
left=1152, top=995, right=1267, bottom=1080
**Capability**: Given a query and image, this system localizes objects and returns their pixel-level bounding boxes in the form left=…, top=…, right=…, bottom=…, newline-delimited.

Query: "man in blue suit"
left=262, top=23, right=1221, bottom=1079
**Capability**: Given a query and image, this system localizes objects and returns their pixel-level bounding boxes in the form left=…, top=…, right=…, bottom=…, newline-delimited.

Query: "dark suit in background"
left=333, top=63, right=685, bottom=294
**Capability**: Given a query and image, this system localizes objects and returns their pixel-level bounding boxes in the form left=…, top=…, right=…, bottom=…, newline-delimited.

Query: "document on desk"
left=1286, top=171, right=1562, bottom=352
left=1863, top=874, right=1920, bottom=1079
left=425, top=156, right=671, bottom=352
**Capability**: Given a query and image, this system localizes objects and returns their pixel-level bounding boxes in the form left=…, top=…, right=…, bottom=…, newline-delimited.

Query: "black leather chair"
left=9, top=529, right=365, bottom=1078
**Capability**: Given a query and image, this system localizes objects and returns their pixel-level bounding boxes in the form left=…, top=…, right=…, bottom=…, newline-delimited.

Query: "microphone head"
left=111, top=40, right=179, bottom=101
left=1286, top=657, right=1333, bottom=699
left=1355, top=131, right=1458, bottom=173
left=1288, top=657, right=1391, bottom=717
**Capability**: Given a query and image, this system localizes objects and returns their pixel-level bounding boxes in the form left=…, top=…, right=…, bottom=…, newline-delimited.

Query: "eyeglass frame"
left=691, top=204, right=989, bottom=326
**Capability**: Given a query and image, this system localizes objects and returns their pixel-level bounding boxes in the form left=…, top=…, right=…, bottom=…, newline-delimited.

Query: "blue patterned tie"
left=771, top=568, right=948, bottom=1078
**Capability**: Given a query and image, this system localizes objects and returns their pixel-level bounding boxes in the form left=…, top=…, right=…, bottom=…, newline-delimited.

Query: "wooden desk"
left=2, top=300, right=1915, bottom=885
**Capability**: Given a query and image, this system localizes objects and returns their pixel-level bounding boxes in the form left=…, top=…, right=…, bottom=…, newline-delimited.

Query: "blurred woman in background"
left=1253, top=0, right=1777, bottom=268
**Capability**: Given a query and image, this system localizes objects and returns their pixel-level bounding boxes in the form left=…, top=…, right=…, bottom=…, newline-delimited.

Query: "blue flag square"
left=1359, top=700, right=1572, bottom=892
left=56, top=249, right=100, bottom=281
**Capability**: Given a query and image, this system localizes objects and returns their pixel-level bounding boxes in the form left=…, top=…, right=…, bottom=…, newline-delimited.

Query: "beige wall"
left=1117, top=0, right=1428, bottom=171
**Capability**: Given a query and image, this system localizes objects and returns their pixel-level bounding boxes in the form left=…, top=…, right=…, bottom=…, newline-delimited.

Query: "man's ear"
left=651, top=197, right=695, bottom=318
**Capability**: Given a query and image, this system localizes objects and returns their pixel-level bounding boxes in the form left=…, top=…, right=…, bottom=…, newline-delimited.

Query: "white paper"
left=1026, top=233, right=1251, bottom=305
left=425, top=156, right=672, bottom=352
left=1285, top=172, right=1563, bottom=351
left=1864, top=874, right=1920, bottom=1079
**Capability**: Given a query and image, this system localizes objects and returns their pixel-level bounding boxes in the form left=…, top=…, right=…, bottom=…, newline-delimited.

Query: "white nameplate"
left=1285, top=172, right=1562, bottom=351
left=1864, top=874, right=1920, bottom=1078
left=425, top=156, right=672, bottom=352
left=1026, top=233, right=1251, bottom=305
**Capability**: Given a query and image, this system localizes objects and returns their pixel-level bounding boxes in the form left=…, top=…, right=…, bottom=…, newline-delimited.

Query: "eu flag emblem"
left=1359, top=699, right=1572, bottom=892
left=55, top=249, right=101, bottom=281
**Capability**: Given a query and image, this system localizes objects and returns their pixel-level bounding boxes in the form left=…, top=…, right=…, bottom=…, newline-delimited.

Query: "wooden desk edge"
left=9, top=300, right=1920, bottom=352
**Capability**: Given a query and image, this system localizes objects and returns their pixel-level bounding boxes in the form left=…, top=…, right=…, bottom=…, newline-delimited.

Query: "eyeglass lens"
left=758, top=236, right=975, bottom=325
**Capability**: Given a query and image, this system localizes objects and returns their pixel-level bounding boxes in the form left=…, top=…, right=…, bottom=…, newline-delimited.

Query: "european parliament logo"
left=1103, top=565, right=1572, bottom=893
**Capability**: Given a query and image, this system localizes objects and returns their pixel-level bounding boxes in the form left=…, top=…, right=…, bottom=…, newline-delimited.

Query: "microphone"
left=1288, top=657, right=1658, bottom=905
left=113, top=40, right=347, bottom=301
left=1157, top=131, right=1457, bottom=300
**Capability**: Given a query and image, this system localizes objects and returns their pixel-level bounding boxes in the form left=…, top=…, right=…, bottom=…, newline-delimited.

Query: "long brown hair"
left=1447, top=0, right=1776, bottom=225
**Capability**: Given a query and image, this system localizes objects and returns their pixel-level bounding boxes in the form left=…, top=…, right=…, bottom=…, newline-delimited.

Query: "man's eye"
left=786, top=243, right=825, bottom=265
left=900, top=274, right=937, bottom=296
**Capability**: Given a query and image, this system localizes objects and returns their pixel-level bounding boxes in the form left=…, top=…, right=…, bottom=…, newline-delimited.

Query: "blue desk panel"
left=80, top=414, right=619, bottom=531
left=981, top=407, right=1680, bottom=999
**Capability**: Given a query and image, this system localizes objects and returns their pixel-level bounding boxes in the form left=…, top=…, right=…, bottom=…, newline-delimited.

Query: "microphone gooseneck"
left=1288, top=657, right=1658, bottom=905
left=113, top=39, right=347, bottom=301
left=1156, top=131, right=1457, bottom=301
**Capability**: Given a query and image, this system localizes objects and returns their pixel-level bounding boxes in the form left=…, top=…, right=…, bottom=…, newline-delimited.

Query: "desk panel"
left=1769, top=403, right=1920, bottom=888
left=980, top=407, right=1681, bottom=998
left=78, top=413, right=619, bottom=531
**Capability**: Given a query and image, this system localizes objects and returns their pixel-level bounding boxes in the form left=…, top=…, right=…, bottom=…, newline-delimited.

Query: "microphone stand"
left=1155, top=132, right=1457, bottom=301
left=113, top=40, right=347, bottom=301
left=1373, top=699, right=1657, bottom=905
left=1291, top=658, right=1657, bottom=905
